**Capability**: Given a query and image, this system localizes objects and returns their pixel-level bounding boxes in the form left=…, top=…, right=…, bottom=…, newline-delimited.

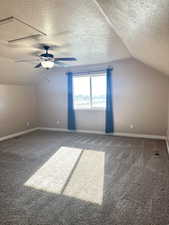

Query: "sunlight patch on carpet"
left=24, top=146, right=82, bottom=193
left=64, top=149, right=105, bottom=205
left=24, top=146, right=104, bottom=205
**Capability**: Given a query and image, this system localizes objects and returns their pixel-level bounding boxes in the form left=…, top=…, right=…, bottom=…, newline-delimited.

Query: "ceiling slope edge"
left=93, top=0, right=169, bottom=77
left=93, top=0, right=132, bottom=57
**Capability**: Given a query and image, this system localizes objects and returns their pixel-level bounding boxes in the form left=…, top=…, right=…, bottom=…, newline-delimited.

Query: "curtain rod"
left=66, top=67, right=113, bottom=75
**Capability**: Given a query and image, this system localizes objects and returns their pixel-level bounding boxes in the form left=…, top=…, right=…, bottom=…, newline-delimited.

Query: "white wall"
left=37, top=58, right=169, bottom=136
left=167, top=91, right=169, bottom=144
left=0, top=84, right=37, bottom=137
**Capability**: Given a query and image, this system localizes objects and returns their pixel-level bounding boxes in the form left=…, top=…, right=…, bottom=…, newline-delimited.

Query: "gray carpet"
left=0, top=130, right=169, bottom=225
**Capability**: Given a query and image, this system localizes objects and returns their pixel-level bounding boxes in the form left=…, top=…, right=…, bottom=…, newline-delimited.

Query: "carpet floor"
left=0, top=130, right=169, bottom=225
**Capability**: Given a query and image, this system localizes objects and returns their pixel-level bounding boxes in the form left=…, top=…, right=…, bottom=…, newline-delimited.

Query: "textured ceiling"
left=0, top=0, right=168, bottom=84
left=0, top=0, right=130, bottom=84
left=95, top=0, right=169, bottom=75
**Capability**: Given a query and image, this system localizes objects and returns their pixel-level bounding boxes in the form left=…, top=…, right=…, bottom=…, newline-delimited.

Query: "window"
left=73, top=73, right=106, bottom=109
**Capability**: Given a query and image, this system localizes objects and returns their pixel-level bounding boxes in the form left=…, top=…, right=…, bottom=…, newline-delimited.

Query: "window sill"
left=74, top=108, right=105, bottom=112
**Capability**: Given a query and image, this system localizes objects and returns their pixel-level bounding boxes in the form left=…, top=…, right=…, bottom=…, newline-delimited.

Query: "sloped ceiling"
left=0, top=0, right=168, bottom=84
left=95, top=0, right=169, bottom=75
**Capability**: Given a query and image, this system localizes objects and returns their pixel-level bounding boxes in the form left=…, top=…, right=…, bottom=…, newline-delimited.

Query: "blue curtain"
left=105, top=68, right=114, bottom=133
left=67, top=72, right=76, bottom=130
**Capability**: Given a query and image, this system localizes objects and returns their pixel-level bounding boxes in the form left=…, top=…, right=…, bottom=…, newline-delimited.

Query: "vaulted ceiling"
left=96, top=0, right=169, bottom=76
left=0, top=0, right=168, bottom=84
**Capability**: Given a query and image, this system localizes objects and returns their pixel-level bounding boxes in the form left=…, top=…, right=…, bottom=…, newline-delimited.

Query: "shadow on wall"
left=0, top=130, right=168, bottom=225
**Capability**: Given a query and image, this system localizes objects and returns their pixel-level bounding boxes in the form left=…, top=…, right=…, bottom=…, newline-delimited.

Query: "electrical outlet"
left=130, top=124, right=134, bottom=129
left=26, top=121, right=30, bottom=127
left=56, top=120, right=60, bottom=125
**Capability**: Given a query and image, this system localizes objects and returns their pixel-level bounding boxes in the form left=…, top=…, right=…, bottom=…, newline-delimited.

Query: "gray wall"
left=0, top=84, right=37, bottom=137
left=167, top=91, right=169, bottom=142
left=37, top=58, right=169, bottom=136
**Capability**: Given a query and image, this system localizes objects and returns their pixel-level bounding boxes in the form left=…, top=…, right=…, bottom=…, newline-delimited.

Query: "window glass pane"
left=91, top=75, right=106, bottom=108
left=73, top=76, right=90, bottom=109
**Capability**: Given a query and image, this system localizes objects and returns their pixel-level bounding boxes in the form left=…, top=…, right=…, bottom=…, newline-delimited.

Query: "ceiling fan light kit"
left=41, top=60, right=54, bottom=69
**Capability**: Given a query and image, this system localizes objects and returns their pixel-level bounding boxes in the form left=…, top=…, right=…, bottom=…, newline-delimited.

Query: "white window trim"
left=74, top=108, right=105, bottom=111
left=73, top=73, right=106, bottom=111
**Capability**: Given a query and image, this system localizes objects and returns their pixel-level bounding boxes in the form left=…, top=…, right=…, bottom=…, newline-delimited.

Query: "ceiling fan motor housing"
left=40, top=45, right=54, bottom=61
left=40, top=53, right=54, bottom=60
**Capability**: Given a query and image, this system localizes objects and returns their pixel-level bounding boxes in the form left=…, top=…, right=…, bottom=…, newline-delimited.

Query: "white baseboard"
left=39, top=127, right=68, bottom=132
left=38, top=127, right=104, bottom=135
left=38, top=127, right=166, bottom=140
left=0, top=127, right=166, bottom=148
left=0, top=127, right=39, bottom=142
left=113, top=132, right=166, bottom=140
left=165, top=139, right=169, bottom=155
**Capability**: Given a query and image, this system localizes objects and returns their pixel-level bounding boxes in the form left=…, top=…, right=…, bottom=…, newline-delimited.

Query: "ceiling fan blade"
left=33, top=43, right=60, bottom=50
left=16, top=59, right=39, bottom=63
left=54, top=57, right=77, bottom=61
left=30, top=51, right=42, bottom=57
left=54, top=61, right=67, bottom=66
left=34, top=63, right=42, bottom=68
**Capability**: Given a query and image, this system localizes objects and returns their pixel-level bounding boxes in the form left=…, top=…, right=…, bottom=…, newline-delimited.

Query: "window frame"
left=73, top=73, right=106, bottom=111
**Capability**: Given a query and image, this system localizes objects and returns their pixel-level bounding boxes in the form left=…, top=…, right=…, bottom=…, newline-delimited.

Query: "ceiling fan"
left=17, top=45, right=77, bottom=69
